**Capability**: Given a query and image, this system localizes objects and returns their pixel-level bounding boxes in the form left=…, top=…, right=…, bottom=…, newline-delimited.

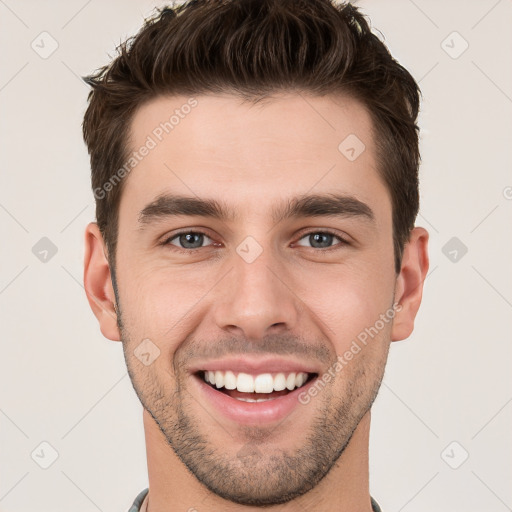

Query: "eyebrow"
left=138, top=192, right=375, bottom=227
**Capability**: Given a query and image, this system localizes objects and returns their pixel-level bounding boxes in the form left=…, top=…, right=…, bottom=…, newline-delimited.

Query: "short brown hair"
left=82, top=0, right=421, bottom=273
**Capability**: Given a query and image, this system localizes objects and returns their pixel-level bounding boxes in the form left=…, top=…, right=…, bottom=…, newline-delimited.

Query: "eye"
left=295, top=230, right=348, bottom=250
left=162, top=229, right=349, bottom=253
left=165, top=231, right=215, bottom=250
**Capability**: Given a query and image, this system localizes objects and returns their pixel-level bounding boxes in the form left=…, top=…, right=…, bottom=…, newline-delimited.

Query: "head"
left=83, top=0, right=428, bottom=506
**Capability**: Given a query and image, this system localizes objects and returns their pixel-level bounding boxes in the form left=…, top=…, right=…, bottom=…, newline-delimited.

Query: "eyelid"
left=162, top=229, right=217, bottom=250
left=162, top=228, right=350, bottom=252
left=293, top=229, right=350, bottom=248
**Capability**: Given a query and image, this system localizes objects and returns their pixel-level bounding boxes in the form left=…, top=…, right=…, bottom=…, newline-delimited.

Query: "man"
left=82, top=0, right=429, bottom=510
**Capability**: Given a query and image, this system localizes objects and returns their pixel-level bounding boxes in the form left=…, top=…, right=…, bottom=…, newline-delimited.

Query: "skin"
left=84, top=93, right=429, bottom=512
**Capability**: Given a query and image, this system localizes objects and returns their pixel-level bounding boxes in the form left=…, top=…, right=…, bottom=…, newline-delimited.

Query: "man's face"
left=113, top=93, right=398, bottom=505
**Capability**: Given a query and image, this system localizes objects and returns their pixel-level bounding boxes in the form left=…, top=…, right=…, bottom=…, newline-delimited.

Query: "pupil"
left=181, top=233, right=202, bottom=248
left=311, top=233, right=332, bottom=248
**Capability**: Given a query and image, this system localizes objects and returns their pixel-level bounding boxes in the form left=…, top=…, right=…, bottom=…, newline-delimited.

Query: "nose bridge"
left=212, top=237, right=300, bottom=339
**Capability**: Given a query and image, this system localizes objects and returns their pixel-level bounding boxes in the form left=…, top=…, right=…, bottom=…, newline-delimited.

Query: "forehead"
left=120, top=93, right=390, bottom=222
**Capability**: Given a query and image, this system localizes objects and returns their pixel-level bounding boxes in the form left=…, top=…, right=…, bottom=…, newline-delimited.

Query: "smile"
left=193, top=370, right=319, bottom=424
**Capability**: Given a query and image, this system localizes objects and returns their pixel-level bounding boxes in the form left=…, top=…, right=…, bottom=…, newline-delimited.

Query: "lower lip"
left=192, top=374, right=317, bottom=425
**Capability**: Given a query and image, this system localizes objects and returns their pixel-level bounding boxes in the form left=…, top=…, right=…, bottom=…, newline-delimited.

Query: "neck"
left=143, top=409, right=374, bottom=512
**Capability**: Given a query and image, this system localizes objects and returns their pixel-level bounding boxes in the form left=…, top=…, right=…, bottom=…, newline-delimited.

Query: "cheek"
left=118, top=263, right=212, bottom=341
left=310, top=263, right=393, bottom=326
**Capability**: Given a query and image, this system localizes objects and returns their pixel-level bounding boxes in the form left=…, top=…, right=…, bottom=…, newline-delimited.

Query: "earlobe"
left=391, top=227, right=429, bottom=342
left=83, top=222, right=121, bottom=341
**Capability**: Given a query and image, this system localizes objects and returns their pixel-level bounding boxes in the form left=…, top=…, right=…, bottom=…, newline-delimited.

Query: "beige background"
left=0, top=0, right=511, bottom=510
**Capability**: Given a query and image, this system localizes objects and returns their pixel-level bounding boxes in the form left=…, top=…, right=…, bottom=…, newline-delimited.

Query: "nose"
left=212, top=244, right=301, bottom=341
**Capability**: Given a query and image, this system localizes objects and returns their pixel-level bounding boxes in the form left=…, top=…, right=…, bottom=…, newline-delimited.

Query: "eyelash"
left=161, top=229, right=349, bottom=254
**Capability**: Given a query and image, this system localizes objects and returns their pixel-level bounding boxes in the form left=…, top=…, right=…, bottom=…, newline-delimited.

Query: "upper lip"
left=189, top=356, right=320, bottom=376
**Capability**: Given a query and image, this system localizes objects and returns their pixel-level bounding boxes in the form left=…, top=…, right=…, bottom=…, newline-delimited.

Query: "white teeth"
left=235, top=397, right=278, bottom=402
left=224, top=370, right=237, bottom=390
left=254, top=373, right=274, bottom=393
left=286, top=373, right=296, bottom=390
left=273, top=373, right=287, bottom=391
left=214, top=370, right=224, bottom=388
left=295, top=373, right=306, bottom=388
left=236, top=373, right=254, bottom=393
left=202, top=370, right=310, bottom=393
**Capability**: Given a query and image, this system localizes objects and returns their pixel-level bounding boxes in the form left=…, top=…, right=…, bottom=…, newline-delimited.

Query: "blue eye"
left=163, top=229, right=348, bottom=253
left=296, top=231, right=347, bottom=249
left=167, top=231, right=214, bottom=250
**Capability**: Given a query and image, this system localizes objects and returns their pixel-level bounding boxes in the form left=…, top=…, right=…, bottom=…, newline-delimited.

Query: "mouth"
left=198, top=370, right=317, bottom=401
left=192, top=370, right=319, bottom=425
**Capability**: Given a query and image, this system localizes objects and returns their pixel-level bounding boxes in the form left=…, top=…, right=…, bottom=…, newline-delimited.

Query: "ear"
left=83, top=222, right=121, bottom=341
left=391, top=227, right=429, bottom=342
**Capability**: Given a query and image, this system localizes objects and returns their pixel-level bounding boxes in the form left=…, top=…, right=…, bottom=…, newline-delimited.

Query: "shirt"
left=128, top=488, right=383, bottom=511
